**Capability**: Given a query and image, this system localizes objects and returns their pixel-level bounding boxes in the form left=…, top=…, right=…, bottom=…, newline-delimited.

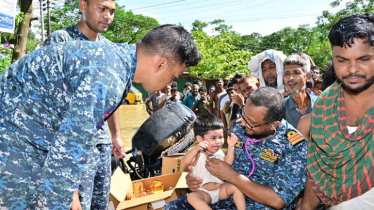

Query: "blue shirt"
left=0, top=41, right=136, bottom=209
left=284, top=92, right=319, bottom=128
left=43, top=25, right=113, bottom=144
left=164, top=120, right=307, bottom=210
left=182, top=95, right=200, bottom=108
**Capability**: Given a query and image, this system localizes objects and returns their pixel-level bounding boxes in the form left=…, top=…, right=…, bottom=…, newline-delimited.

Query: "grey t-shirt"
left=147, top=93, right=166, bottom=111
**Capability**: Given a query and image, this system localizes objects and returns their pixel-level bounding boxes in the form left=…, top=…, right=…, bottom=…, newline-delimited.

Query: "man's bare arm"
left=108, top=110, right=125, bottom=158
left=300, top=177, right=321, bottom=210
left=297, top=113, right=311, bottom=141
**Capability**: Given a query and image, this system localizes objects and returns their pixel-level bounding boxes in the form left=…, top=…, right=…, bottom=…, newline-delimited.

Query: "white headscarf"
left=248, top=49, right=287, bottom=91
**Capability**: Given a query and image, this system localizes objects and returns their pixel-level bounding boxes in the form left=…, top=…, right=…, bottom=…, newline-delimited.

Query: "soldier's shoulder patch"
left=286, top=130, right=304, bottom=146
left=235, top=141, right=244, bottom=149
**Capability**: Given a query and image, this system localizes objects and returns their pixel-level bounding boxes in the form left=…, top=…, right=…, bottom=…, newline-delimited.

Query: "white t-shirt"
left=220, top=95, right=230, bottom=125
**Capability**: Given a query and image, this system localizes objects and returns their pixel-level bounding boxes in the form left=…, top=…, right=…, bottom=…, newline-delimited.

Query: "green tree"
left=103, top=6, right=159, bottom=43
left=12, top=0, right=35, bottom=63
left=189, top=30, right=252, bottom=79
left=48, top=0, right=81, bottom=33
left=48, top=3, right=159, bottom=44
left=234, top=33, right=265, bottom=55
left=0, top=11, right=25, bottom=73
left=191, top=20, right=208, bottom=31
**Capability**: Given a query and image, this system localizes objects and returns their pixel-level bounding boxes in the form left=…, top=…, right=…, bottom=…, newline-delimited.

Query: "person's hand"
left=112, top=137, right=126, bottom=159
left=233, top=94, right=245, bottom=107
left=315, top=90, right=322, bottom=97
left=227, top=133, right=238, bottom=147
left=196, top=141, right=209, bottom=152
left=186, top=166, right=202, bottom=191
left=146, top=108, right=153, bottom=115
left=206, top=157, right=238, bottom=182
left=70, top=189, right=82, bottom=210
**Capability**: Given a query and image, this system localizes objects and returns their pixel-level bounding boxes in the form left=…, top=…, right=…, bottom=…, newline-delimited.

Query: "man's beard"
left=265, top=80, right=277, bottom=88
left=191, top=92, right=198, bottom=97
left=285, top=83, right=306, bottom=94
left=243, top=126, right=274, bottom=139
left=337, top=74, right=374, bottom=94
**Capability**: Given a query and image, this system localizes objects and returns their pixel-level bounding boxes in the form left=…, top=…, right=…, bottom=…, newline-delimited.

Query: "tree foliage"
left=230, top=0, right=374, bottom=69
left=102, top=6, right=159, bottom=43
left=49, top=2, right=159, bottom=44
left=189, top=28, right=252, bottom=79
left=0, top=11, right=25, bottom=73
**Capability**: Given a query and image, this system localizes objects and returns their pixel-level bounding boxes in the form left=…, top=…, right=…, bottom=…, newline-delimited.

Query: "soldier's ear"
left=271, top=121, right=281, bottom=130
left=155, top=58, right=168, bottom=73
left=80, top=0, right=88, bottom=14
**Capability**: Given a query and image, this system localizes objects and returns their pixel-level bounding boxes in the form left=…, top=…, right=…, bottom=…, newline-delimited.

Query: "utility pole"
left=39, top=0, right=45, bottom=41
left=47, top=0, right=51, bottom=36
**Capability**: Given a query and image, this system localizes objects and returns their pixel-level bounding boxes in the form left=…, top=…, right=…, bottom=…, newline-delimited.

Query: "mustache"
left=100, top=19, right=110, bottom=24
left=287, top=81, right=298, bottom=86
left=342, top=74, right=366, bottom=79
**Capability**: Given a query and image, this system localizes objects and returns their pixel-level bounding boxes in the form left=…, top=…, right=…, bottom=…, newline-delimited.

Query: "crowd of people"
left=0, top=0, right=372, bottom=209
left=147, top=50, right=327, bottom=134
left=163, top=14, right=374, bottom=210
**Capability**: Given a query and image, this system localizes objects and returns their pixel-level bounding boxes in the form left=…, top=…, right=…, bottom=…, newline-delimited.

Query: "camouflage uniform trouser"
left=79, top=144, right=112, bottom=210
left=0, top=130, right=111, bottom=209
left=0, top=133, right=49, bottom=209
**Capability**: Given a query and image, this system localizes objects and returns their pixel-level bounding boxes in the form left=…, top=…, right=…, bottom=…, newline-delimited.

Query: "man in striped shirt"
left=300, top=14, right=374, bottom=210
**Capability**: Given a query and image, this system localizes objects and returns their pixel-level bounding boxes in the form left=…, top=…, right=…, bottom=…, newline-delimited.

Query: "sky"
left=115, top=0, right=349, bottom=36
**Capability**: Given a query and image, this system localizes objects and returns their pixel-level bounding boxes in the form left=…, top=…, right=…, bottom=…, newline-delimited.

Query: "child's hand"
left=227, top=133, right=238, bottom=147
left=196, top=141, right=209, bottom=152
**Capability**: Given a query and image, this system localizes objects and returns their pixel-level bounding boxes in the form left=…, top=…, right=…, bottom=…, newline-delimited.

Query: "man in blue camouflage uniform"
left=43, top=0, right=122, bottom=208
left=164, top=87, right=307, bottom=209
left=0, top=25, right=200, bottom=209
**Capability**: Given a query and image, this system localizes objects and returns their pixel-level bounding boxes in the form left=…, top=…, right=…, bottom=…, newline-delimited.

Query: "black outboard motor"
left=111, top=103, right=197, bottom=179
left=132, top=102, right=196, bottom=157
left=127, top=102, right=196, bottom=178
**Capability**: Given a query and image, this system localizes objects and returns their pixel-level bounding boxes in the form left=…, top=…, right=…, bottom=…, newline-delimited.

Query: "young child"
left=184, top=113, right=245, bottom=210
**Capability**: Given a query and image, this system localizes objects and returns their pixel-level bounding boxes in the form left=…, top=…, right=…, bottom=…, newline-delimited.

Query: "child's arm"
left=224, top=134, right=238, bottom=165
left=184, top=141, right=209, bottom=165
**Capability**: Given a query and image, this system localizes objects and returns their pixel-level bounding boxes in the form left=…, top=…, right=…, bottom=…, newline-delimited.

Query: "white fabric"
left=347, top=126, right=358, bottom=134
left=247, top=49, right=287, bottom=91
left=220, top=95, right=230, bottom=126
left=330, top=187, right=374, bottom=210
left=192, top=150, right=224, bottom=187
left=200, top=187, right=221, bottom=204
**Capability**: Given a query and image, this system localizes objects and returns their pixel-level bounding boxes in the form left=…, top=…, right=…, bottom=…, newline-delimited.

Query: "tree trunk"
left=12, top=0, right=33, bottom=63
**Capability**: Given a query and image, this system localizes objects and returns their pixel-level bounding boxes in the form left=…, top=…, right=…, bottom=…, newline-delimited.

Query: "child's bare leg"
left=219, top=183, right=246, bottom=210
left=187, top=190, right=212, bottom=210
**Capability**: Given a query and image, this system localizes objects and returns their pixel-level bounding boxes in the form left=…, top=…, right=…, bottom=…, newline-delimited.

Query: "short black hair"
left=322, top=61, right=337, bottom=89
left=329, top=14, right=374, bottom=47
left=171, top=81, right=178, bottom=88
left=199, top=86, right=207, bottom=93
left=193, top=79, right=202, bottom=85
left=227, top=87, right=234, bottom=93
left=216, top=78, right=223, bottom=83
left=171, top=88, right=178, bottom=93
left=138, top=24, right=201, bottom=67
left=184, top=82, right=192, bottom=88
left=231, top=77, right=241, bottom=86
left=249, top=87, right=285, bottom=122
left=194, top=113, right=224, bottom=137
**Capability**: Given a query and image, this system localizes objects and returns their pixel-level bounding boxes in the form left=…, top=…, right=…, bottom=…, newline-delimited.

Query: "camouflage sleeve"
left=36, top=66, right=123, bottom=209
left=268, top=140, right=308, bottom=205
left=43, top=30, right=70, bottom=47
